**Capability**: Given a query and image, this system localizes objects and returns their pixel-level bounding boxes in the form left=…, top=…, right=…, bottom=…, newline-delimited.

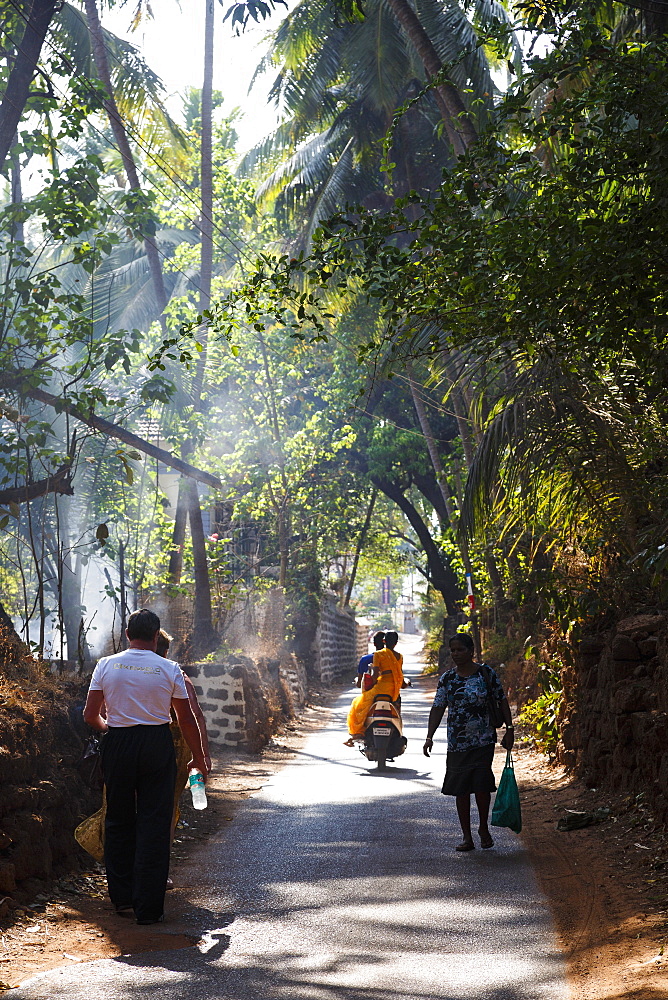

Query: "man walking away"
left=83, top=609, right=208, bottom=924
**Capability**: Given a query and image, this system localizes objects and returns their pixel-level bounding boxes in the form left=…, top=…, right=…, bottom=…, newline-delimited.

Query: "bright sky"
left=102, top=0, right=289, bottom=155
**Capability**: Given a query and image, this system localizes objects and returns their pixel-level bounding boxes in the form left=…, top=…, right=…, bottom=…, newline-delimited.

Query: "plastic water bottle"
left=188, top=769, right=207, bottom=810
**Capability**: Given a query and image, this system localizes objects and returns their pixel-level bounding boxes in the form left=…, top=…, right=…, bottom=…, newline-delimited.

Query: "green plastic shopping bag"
left=491, top=750, right=522, bottom=834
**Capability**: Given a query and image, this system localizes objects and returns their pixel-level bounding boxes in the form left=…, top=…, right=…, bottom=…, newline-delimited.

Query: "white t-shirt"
left=89, top=648, right=188, bottom=727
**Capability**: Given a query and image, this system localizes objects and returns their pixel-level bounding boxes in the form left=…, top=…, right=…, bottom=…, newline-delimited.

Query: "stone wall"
left=560, top=612, right=668, bottom=824
left=187, top=659, right=248, bottom=746
left=313, top=594, right=360, bottom=684
left=356, top=623, right=369, bottom=662
left=0, top=678, right=100, bottom=904
left=188, top=650, right=308, bottom=749
left=280, top=651, right=308, bottom=710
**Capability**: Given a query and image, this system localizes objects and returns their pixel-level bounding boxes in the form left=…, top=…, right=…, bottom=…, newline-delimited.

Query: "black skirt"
left=441, top=743, right=496, bottom=796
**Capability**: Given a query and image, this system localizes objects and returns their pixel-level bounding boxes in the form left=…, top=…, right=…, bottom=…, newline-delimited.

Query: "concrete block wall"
left=187, top=659, right=248, bottom=746
left=315, top=594, right=359, bottom=684
left=280, top=651, right=308, bottom=710
left=356, top=623, right=369, bottom=661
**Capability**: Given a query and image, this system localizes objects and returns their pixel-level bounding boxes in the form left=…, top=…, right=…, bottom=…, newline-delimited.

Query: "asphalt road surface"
left=14, top=635, right=568, bottom=1000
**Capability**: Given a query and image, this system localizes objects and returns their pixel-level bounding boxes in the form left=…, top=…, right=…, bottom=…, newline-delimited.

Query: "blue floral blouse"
left=432, top=665, right=505, bottom=752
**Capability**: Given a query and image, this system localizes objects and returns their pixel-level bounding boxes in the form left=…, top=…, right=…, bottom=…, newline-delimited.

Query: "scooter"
left=359, top=698, right=407, bottom=771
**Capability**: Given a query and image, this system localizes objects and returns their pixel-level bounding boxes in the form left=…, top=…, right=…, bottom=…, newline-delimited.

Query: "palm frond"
left=255, top=129, right=344, bottom=205
left=54, top=3, right=186, bottom=152
left=299, top=137, right=357, bottom=251
left=344, top=4, right=413, bottom=115
left=460, top=358, right=645, bottom=550
left=237, top=120, right=299, bottom=177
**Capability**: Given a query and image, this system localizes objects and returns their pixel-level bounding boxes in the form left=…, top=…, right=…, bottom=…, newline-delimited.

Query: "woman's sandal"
left=343, top=738, right=355, bottom=747
left=479, top=830, right=495, bottom=849
left=455, top=839, right=475, bottom=852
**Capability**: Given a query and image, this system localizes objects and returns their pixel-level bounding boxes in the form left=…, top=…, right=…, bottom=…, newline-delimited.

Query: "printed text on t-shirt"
left=111, top=663, right=161, bottom=675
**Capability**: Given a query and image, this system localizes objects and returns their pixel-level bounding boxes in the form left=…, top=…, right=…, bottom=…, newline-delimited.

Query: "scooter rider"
left=383, top=631, right=412, bottom=711
left=346, top=630, right=404, bottom=744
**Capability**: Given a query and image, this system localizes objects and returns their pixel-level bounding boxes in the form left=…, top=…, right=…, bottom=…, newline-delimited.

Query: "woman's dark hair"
left=156, top=628, right=172, bottom=657
left=127, top=608, right=160, bottom=641
left=449, top=632, right=474, bottom=652
left=384, top=630, right=399, bottom=648
left=372, top=631, right=386, bottom=648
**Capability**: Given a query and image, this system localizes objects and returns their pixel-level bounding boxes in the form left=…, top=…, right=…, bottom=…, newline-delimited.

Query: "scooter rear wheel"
left=376, top=750, right=387, bottom=771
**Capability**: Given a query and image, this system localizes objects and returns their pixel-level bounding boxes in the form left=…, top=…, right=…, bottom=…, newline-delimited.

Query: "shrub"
left=517, top=664, right=562, bottom=754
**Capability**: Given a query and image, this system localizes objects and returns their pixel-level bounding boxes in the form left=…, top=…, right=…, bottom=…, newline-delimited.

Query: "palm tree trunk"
left=56, top=494, right=91, bottom=664
left=83, top=0, right=168, bottom=329
left=383, top=0, right=477, bottom=155
left=167, top=477, right=189, bottom=587
left=173, top=0, right=218, bottom=655
left=441, top=351, right=475, bottom=467
left=10, top=132, right=24, bottom=243
left=194, top=0, right=215, bottom=400
left=258, top=334, right=291, bottom=588
left=0, top=0, right=58, bottom=169
left=484, top=552, right=506, bottom=605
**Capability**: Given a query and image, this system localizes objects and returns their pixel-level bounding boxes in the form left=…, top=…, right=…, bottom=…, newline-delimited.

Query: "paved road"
left=14, top=636, right=568, bottom=1000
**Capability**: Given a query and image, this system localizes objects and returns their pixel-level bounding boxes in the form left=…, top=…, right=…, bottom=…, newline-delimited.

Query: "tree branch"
left=0, top=463, right=73, bottom=504
left=371, top=475, right=462, bottom=614
left=26, top=386, right=221, bottom=488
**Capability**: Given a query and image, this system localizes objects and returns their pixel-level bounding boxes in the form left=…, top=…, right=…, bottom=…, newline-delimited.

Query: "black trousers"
left=101, top=724, right=176, bottom=922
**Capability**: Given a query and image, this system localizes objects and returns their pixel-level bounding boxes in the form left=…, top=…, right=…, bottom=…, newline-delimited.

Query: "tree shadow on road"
left=12, top=768, right=566, bottom=1000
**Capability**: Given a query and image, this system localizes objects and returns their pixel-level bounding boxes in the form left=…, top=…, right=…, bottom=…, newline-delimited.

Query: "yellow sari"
left=347, top=647, right=403, bottom=736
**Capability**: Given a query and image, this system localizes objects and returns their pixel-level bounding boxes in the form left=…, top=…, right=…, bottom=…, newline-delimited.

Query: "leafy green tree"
left=220, top=18, right=668, bottom=620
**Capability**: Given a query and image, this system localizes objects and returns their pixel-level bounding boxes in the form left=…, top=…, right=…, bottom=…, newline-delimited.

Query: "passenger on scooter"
left=344, top=631, right=404, bottom=745
left=354, top=631, right=385, bottom=688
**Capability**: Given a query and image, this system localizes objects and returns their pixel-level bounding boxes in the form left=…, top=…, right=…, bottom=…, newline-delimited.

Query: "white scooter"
left=359, top=698, right=407, bottom=770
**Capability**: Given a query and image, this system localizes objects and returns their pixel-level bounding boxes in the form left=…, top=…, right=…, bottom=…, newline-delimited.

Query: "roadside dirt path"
left=1, top=691, right=666, bottom=998
left=517, top=750, right=668, bottom=999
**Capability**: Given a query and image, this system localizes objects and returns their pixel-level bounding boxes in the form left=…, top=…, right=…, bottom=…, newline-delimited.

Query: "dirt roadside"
left=518, top=750, right=668, bottom=1000
left=1, top=694, right=667, bottom=998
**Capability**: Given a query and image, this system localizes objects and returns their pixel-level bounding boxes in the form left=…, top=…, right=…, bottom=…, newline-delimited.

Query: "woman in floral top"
left=423, top=633, right=514, bottom=851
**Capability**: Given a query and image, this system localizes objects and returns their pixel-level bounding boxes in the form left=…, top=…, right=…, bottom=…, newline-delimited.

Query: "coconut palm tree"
left=82, top=0, right=173, bottom=330
left=242, top=0, right=517, bottom=248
